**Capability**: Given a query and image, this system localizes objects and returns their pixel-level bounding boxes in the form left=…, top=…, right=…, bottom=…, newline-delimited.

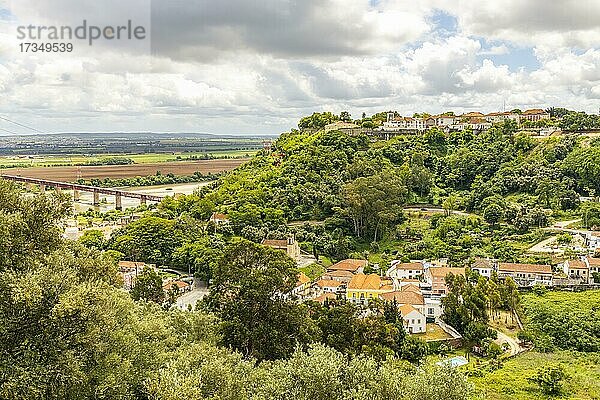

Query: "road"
left=175, top=280, right=209, bottom=310
left=494, top=329, right=522, bottom=357
left=403, top=207, right=473, bottom=217
left=528, top=236, right=561, bottom=254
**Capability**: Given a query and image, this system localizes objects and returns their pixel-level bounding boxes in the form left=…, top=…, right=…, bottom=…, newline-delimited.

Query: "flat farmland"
left=2, top=159, right=248, bottom=181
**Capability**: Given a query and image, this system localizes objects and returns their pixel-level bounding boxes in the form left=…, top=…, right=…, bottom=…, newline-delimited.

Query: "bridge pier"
left=93, top=190, right=100, bottom=206
left=55, top=186, right=62, bottom=194
left=73, top=189, right=80, bottom=201
left=39, top=184, right=46, bottom=192
left=115, top=194, right=122, bottom=210
left=140, top=195, right=147, bottom=205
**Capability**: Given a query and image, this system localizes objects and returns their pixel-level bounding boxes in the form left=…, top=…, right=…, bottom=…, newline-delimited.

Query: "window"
left=428, top=308, right=434, bottom=315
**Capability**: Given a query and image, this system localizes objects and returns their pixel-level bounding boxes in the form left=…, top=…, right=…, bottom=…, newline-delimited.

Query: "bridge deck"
left=0, top=174, right=165, bottom=202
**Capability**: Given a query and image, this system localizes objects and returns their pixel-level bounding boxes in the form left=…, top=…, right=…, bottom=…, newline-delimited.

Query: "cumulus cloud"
left=0, top=0, right=598, bottom=134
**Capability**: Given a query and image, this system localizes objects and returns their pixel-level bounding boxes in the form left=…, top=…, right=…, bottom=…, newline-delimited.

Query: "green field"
left=472, top=351, right=600, bottom=399
left=0, top=150, right=257, bottom=168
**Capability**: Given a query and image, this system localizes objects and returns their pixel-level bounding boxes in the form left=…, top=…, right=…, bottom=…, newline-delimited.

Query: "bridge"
left=0, top=174, right=165, bottom=209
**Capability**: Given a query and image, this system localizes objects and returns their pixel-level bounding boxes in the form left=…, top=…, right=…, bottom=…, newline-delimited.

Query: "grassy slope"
left=474, top=291, right=600, bottom=399
left=471, top=351, right=600, bottom=400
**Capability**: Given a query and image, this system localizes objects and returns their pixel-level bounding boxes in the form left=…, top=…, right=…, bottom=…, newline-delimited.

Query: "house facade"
left=563, top=259, right=590, bottom=283
left=425, top=267, right=466, bottom=295
left=386, top=261, right=424, bottom=281
left=498, top=263, right=553, bottom=286
left=261, top=236, right=301, bottom=261
left=346, top=273, right=393, bottom=305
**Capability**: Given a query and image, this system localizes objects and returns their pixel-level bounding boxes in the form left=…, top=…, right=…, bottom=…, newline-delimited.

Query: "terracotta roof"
left=399, top=304, right=421, bottom=317
left=163, top=280, right=189, bottom=290
left=296, top=272, right=311, bottom=287
left=313, top=293, right=337, bottom=304
left=393, top=262, right=423, bottom=271
left=119, top=261, right=148, bottom=269
left=328, top=259, right=367, bottom=273
left=315, top=279, right=342, bottom=288
left=586, top=256, right=600, bottom=266
left=380, top=290, right=424, bottom=305
left=472, top=258, right=494, bottom=269
left=262, top=239, right=288, bottom=248
left=567, top=260, right=588, bottom=269
left=324, top=270, right=354, bottom=278
left=429, top=267, right=466, bottom=277
left=523, top=109, right=547, bottom=115
left=498, top=263, right=552, bottom=274
left=210, top=212, right=228, bottom=221
left=401, top=283, right=421, bottom=293
left=348, top=273, right=381, bottom=290
left=380, top=284, right=393, bottom=291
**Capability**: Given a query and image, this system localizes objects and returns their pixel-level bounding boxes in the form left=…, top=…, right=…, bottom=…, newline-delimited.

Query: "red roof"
left=498, top=263, right=552, bottom=274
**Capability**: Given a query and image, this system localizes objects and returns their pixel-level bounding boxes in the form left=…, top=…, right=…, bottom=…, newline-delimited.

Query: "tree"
left=131, top=266, right=164, bottom=303
left=0, top=180, right=71, bottom=272
left=483, top=203, right=503, bottom=226
left=79, top=229, right=106, bottom=250
left=205, top=239, right=316, bottom=360
left=528, top=365, right=567, bottom=395
left=341, top=168, right=408, bottom=241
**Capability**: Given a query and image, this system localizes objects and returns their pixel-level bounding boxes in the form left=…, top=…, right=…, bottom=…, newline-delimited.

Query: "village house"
left=118, top=261, right=155, bottom=291
left=386, top=261, right=424, bottom=281
left=583, top=256, right=600, bottom=281
left=291, top=272, right=311, bottom=299
left=261, top=235, right=301, bottom=261
left=163, top=279, right=191, bottom=295
left=425, top=267, right=466, bottom=295
left=346, top=273, right=393, bottom=305
left=208, top=212, right=230, bottom=225
left=398, top=304, right=426, bottom=334
left=497, top=263, right=553, bottom=287
left=584, top=232, right=600, bottom=252
left=470, top=257, right=497, bottom=278
left=312, top=292, right=337, bottom=305
left=322, top=269, right=355, bottom=283
left=563, top=259, right=590, bottom=283
left=311, top=278, right=344, bottom=297
left=521, top=109, right=550, bottom=122
left=327, top=259, right=367, bottom=274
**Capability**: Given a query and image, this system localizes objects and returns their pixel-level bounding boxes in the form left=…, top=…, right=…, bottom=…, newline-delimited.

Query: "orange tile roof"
left=163, top=280, right=189, bottom=290
left=498, top=263, right=552, bottom=274
left=567, top=260, right=588, bottom=269
left=328, top=259, right=367, bottom=273
left=313, top=292, right=337, bottom=304
left=210, top=212, right=228, bottom=220
left=296, top=272, right=311, bottom=286
left=324, top=270, right=354, bottom=278
left=586, top=256, right=600, bottom=266
left=399, top=304, right=421, bottom=317
left=348, top=273, right=381, bottom=290
left=380, top=290, right=424, bottom=305
left=118, top=261, right=148, bottom=269
left=315, top=279, right=342, bottom=288
left=400, top=283, right=421, bottom=292
left=262, top=239, right=288, bottom=248
left=523, top=109, right=546, bottom=115
left=429, top=267, right=466, bottom=277
left=394, top=262, right=423, bottom=271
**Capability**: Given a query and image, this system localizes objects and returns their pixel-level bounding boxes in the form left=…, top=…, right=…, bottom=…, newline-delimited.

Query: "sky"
left=0, top=0, right=599, bottom=135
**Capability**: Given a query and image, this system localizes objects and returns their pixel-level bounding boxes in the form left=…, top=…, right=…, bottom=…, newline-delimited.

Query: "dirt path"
left=494, top=329, right=523, bottom=357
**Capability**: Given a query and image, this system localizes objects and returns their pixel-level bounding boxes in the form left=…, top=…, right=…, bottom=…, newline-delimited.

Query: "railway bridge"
left=0, top=174, right=164, bottom=209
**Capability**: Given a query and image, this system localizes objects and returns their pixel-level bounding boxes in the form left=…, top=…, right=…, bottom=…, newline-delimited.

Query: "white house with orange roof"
left=563, top=259, right=590, bottom=283
left=291, top=272, right=311, bottom=298
left=425, top=267, right=466, bottom=295
left=387, top=260, right=424, bottom=281
left=583, top=256, right=600, bottom=282
left=497, top=263, right=553, bottom=286
left=399, top=304, right=426, bottom=334
left=521, top=109, right=550, bottom=122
